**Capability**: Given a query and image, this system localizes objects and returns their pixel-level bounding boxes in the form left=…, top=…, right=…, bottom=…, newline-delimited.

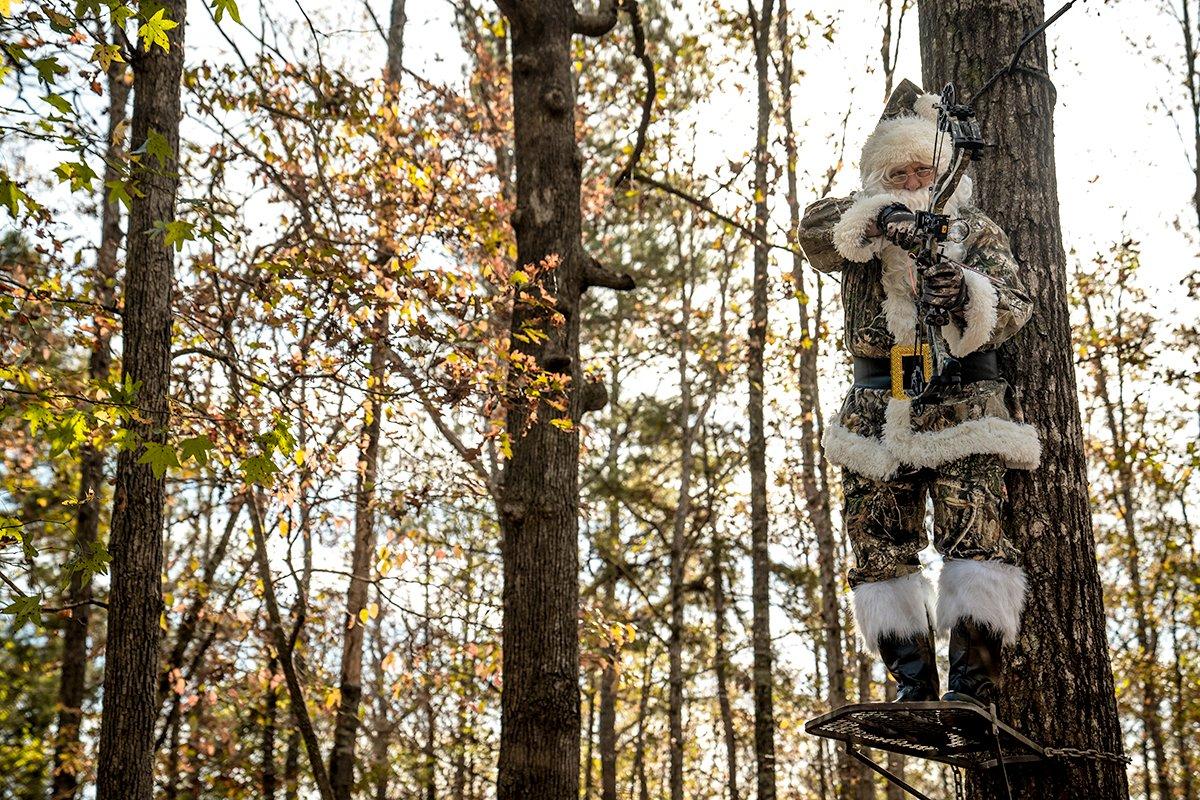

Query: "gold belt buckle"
left=889, top=343, right=932, bottom=400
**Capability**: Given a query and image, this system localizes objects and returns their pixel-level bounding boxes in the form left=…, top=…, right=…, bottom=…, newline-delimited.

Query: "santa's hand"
left=920, top=259, right=968, bottom=312
left=875, top=203, right=919, bottom=248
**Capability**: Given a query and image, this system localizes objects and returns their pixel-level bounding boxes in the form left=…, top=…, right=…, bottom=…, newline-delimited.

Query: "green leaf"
left=47, top=412, right=87, bottom=457
left=179, top=435, right=214, bottom=467
left=66, top=541, right=112, bottom=585
left=240, top=454, right=279, bottom=486
left=212, top=0, right=241, bottom=24
left=53, top=161, right=98, bottom=192
left=2, top=595, right=42, bottom=629
left=143, top=128, right=173, bottom=167
left=156, top=219, right=195, bottom=251
left=0, top=175, right=27, bottom=216
left=44, top=93, right=72, bottom=115
left=136, top=441, right=180, bottom=478
left=106, top=179, right=132, bottom=209
left=33, top=57, right=67, bottom=85
left=111, top=4, right=135, bottom=27
left=137, top=7, right=179, bottom=53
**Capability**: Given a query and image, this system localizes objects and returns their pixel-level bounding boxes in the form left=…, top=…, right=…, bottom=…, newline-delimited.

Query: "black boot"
left=878, top=631, right=939, bottom=701
left=942, top=618, right=1003, bottom=706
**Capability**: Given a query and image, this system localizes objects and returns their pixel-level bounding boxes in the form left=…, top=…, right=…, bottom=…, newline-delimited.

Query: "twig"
left=613, top=0, right=655, bottom=187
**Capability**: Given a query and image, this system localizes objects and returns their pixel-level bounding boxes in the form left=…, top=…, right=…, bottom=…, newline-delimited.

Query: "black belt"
left=853, top=350, right=999, bottom=391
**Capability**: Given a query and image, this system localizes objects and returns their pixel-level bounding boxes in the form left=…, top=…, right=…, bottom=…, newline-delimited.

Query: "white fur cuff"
left=942, top=268, right=999, bottom=357
left=937, top=559, right=1028, bottom=646
left=852, top=571, right=935, bottom=655
left=831, top=193, right=909, bottom=263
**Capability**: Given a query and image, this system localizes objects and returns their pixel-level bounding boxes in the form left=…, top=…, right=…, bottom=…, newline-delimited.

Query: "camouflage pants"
left=843, top=453, right=1022, bottom=587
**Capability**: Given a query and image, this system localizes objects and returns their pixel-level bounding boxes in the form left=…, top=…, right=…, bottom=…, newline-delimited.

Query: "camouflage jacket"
left=797, top=192, right=1040, bottom=482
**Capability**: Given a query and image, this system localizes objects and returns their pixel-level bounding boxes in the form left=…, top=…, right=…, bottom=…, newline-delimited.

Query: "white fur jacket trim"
left=821, top=398, right=1042, bottom=482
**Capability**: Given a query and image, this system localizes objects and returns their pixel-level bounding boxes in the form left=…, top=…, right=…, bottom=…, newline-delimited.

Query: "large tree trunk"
left=495, top=1, right=623, bottom=798
left=749, top=3, right=778, bottom=799
left=918, top=4, right=1129, bottom=798
left=94, top=4, right=186, bottom=798
left=51, top=24, right=129, bottom=800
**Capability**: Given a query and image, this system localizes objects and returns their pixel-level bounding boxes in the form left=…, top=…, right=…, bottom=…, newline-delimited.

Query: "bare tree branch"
left=574, top=0, right=619, bottom=36
left=613, top=0, right=655, bottom=186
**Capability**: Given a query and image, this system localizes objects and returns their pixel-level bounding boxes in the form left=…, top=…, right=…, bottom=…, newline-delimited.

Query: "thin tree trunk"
left=495, top=2, right=625, bottom=799
left=749, top=3, right=778, bottom=799
left=164, top=697, right=182, bottom=800
left=918, top=4, right=1129, bottom=798
left=51, top=24, right=129, bottom=800
left=1169, top=587, right=1195, bottom=800
left=1081, top=294, right=1171, bottom=800
left=247, top=491, right=335, bottom=800
left=634, top=651, right=653, bottom=800
left=285, top=731, right=300, bottom=800
left=667, top=223, right=696, bottom=800
left=385, top=0, right=407, bottom=85
left=711, top=530, right=739, bottom=800
left=855, top=655, right=875, bottom=800
left=584, top=680, right=597, bottom=800
left=882, top=681, right=904, bottom=800
left=264, top=658, right=279, bottom=800
left=776, top=3, right=853, bottom=794
left=95, top=4, right=186, bottom=797
left=599, top=358, right=621, bottom=800
left=328, top=321, right=386, bottom=800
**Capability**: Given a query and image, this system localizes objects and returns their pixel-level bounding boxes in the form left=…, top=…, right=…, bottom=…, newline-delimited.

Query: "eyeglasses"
left=882, top=165, right=936, bottom=188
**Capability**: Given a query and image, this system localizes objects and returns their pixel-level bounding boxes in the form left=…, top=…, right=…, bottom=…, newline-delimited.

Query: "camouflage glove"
left=875, top=203, right=920, bottom=250
left=920, top=259, right=968, bottom=312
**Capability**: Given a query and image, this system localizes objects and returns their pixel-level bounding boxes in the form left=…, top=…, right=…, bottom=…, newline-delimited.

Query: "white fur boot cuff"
left=851, top=571, right=935, bottom=656
left=936, top=558, right=1028, bottom=646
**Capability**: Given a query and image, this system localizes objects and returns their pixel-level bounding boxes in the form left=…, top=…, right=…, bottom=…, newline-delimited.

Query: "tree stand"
left=804, top=701, right=1043, bottom=799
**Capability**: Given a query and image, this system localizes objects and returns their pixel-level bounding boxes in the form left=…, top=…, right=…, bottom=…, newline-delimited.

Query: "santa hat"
left=859, top=79, right=945, bottom=188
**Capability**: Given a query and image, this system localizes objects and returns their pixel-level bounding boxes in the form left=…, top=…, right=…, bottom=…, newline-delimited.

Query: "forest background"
left=1, top=0, right=1197, bottom=799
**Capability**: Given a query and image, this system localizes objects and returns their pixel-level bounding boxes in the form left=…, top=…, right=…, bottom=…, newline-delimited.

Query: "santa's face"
left=882, top=161, right=936, bottom=191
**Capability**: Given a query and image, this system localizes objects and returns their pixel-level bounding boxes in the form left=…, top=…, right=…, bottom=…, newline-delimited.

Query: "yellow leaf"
left=0, top=0, right=12, bottom=17
left=138, top=8, right=179, bottom=53
left=359, top=607, right=370, bottom=624
left=367, top=602, right=379, bottom=620
left=325, top=688, right=341, bottom=709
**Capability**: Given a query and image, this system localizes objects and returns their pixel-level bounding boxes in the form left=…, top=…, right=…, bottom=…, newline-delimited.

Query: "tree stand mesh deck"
left=805, top=701, right=1044, bottom=800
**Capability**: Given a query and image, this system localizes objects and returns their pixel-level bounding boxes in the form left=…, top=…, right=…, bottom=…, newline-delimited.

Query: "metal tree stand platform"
left=805, top=701, right=1044, bottom=799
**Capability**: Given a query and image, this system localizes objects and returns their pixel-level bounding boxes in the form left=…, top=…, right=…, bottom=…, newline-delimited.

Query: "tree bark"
left=95, top=4, right=186, bottom=798
left=749, top=3, right=778, bottom=799
left=776, top=3, right=853, bottom=795
left=328, top=321, right=386, bottom=800
left=918, top=3, right=1129, bottom=798
left=667, top=223, right=696, bottom=800
left=495, top=2, right=619, bottom=799
left=264, top=658, right=279, bottom=800
left=385, top=0, right=407, bottom=85
left=51, top=24, right=129, bottom=800
left=1081, top=292, right=1171, bottom=800
left=711, top=530, right=739, bottom=800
